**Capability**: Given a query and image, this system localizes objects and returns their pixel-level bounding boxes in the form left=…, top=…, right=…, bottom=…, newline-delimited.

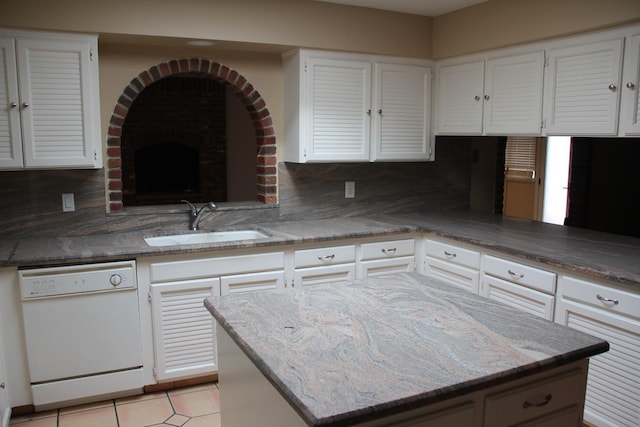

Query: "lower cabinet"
left=555, top=275, right=640, bottom=427
left=424, top=239, right=480, bottom=293
left=358, top=238, right=415, bottom=278
left=292, top=245, right=356, bottom=287
left=481, top=255, right=556, bottom=321
left=149, top=278, right=221, bottom=381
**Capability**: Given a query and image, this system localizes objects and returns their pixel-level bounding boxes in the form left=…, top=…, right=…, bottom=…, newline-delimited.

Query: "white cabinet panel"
left=483, top=52, right=544, bottom=135
left=359, top=256, right=414, bottom=278
left=0, top=323, right=10, bottom=427
left=0, top=36, right=22, bottom=169
left=150, top=278, right=220, bottom=381
left=543, top=38, right=623, bottom=135
left=373, top=63, right=430, bottom=160
left=481, top=274, right=555, bottom=320
left=293, top=264, right=356, bottom=287
left=483, top=255, right=556, bottom=294
left=621, top=34, right=640, bottom=135
left=221, top=271, right=285, bottom=295
left=306, top=57, right=371, bottom=161
left=425, top=257, right=480, bottom=294
left=436, top=60, right=484, bottom=135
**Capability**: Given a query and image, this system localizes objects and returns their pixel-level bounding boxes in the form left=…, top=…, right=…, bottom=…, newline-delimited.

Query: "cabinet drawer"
left=483, top=255, right=556, bottom=294
left=148, top=252, right=285, bottom=283
left=360, top=239, right=414, bottom=260
left=294, top=245, right=355, bottom=268
left=426, top=240, right=480, bottom=269
left=484, top=369, right=586, bottom=427
left=425, top=257, right=480, bottom=294
left=293, top=264, right=356, bottom=287
left=359, top=256, right=415, bottom=278
left=560, top=276, right=640, bottom=319
left=482, top=274, right=555, bottom=320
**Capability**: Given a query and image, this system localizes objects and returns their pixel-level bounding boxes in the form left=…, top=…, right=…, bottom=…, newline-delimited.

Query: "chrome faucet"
left=181, top=200, right=217, bottom=231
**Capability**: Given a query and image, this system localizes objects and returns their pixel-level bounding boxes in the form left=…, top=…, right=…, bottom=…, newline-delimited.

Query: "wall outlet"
left=345, top=181, right=355, bottom=199
left=62, top=193, right=75, bottom=212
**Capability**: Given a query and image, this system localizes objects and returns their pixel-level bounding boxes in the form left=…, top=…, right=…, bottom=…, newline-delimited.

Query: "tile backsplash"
left=0, top=139, right=471, bottom=238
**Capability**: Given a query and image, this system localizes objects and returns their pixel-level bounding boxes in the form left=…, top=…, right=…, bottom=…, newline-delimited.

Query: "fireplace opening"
left=121, top=74, right=248, bottom=206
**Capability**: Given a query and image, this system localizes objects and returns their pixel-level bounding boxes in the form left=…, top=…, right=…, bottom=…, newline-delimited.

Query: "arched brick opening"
left=106, top=58, right=277, bottom=211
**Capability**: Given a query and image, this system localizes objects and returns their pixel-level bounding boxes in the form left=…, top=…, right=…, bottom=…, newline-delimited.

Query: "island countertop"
left=205, top=272, right=608, bottom=426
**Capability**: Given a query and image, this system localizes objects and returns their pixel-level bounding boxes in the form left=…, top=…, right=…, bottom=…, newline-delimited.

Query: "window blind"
left=505, top=136, right=536, bottom=180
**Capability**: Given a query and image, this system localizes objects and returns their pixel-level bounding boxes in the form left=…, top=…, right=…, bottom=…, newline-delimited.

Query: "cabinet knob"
left=0, top=382, right=5, bottom=389
left=10, top=102, right=17, bottom=108
left=366, top=109, right=371, bottom=115
left=474, top=95, right=481, bottom=101
left=22, top=102, right=30, bottom=108
left=484, top=95, right=490, bottom=101
left=627, top=82, right=636, bottom=90
left=608, top=84, right=617, bottom=92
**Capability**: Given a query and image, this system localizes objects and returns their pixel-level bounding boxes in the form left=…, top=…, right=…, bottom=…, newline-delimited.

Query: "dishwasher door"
left=19, top=260, right=144, bottom=410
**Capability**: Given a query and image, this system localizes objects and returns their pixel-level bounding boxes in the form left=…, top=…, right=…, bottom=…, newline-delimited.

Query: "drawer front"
left=426, top=240, right=480, bottom=269
left=359, top=256, right=415, bottom=278
left=425, top=257, right=480, bottom=294
left=148, top=252, right=285, bottom=283
left=293, top=264, right=356, bottom=287
left=484, top=369, right=586, bottom=427
left=221, top=271, right=286, bottom=295
left=360, top=239, right=415, bottom=260
left=294, top=245, right=356, bottom=268
left=483, top=255, right=556, bottom=294
left=482, top=274, right=555, bottom=320
left=560, top=275, right=640, bottom=319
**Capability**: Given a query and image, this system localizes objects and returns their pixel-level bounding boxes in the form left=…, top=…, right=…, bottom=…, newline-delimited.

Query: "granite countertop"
left=205, top=272, right=608, bottom=426
left=2, top=212, right=639, bottom=288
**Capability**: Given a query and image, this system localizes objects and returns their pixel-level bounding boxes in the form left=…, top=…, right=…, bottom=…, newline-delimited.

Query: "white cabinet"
left=543, top=38, right=624, bottom=136
left=555, top=275, right=640, bottom=427
left=283, top=49, right=432, bottom=163
left=424, top=239, right=481, bottom=294
left=150, top=278, right=220, bottom=381
left=435, top=51, right=544, bottom=136
left=358, top=238, right=415, bottom=278
left=293, top=244, right=356, bottom=287
left=481, top=255, right=556, bottom=320
left=0, top=29, right=101, bottom=169
left=137, top=250, right=286, bottom=383
left=621, top=34, right=640, bottom=135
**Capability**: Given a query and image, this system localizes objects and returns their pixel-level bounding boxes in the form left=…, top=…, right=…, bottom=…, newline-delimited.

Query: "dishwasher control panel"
left=19, top=260, right=137, bottom=299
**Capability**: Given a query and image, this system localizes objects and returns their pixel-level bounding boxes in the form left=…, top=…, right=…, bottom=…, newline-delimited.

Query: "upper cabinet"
left=543, top=38, right=624, bottom=136
left=436, top=51, right=544, bottom=136
left=621, top=34, right=640, bottom=136
left=283, top=49, right=432, bottom=163
left=0, top=29, right=102, bottom=170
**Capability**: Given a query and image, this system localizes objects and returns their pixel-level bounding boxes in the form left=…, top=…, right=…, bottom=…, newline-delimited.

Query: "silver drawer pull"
left=444, top=251, right=456, bottom=258
left=523, top=393, right=552, bottom=409
left=382, top=248, right=397, bottom=254
left=508, top=269, right=524, bottom=279
left=597, top=294, right=619, bottom=305
left=318, top=254, right=335, bottom=261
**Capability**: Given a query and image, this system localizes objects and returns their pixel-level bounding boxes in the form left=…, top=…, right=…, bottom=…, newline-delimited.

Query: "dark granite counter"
left=2, top=212, right=639, bottom=288
left=205, top=272, right=608, bottom=426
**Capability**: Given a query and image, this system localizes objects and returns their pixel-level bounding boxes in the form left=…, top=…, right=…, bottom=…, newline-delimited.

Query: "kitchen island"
left=205, top=272, right=608, bottom=426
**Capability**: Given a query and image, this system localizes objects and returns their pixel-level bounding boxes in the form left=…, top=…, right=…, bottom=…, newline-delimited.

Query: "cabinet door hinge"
left=304, top=61, right=308, bottom=73
left=94, top=149, right=98, bottom=161
left=152, top=366, right=158, bottom=380
left=543, top=54, right=549, bottom=68
left=541, top=118, right=546, bottom=130
left=148, top=291, right=152, bottom=303
left=90, top=49, right=94, bottom=61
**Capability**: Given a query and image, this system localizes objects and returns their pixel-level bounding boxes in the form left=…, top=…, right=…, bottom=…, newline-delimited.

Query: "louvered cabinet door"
left=16, top=36, right=100, bottom=168
left=483, top=51, right=544, bottom=135
left=373, top=63, right=431, bottom=161
left=150, top=278, right=221, bottom=381
left=544, top=38, right=624, bottom=135
left=305, top=57, right=371, bottom=161
left=555, top=276, right=640, bottom=427
left=0, top=36, right=23, bottom=169
left=435, top=60, right=484, bottom=135
left=621, top=34, right=640, bottom=135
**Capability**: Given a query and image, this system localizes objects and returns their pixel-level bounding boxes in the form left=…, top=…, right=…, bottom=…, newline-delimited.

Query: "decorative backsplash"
left=0, top=139, right=472, bottom=238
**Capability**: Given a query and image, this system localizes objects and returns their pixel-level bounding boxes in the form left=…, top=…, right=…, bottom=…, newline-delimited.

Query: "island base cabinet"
left=217, top=323, right=590, bottom=427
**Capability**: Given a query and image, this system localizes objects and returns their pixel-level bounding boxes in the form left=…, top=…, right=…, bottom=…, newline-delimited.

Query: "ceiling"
left=313, top=0, right=488, bottom=17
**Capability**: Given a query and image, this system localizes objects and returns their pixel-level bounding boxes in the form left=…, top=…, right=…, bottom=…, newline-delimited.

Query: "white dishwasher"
left=19, top=260, right=144, bottom=410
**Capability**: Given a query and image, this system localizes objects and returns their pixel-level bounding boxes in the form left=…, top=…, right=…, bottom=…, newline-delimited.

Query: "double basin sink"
left=144, top=229, right=270, bottom=247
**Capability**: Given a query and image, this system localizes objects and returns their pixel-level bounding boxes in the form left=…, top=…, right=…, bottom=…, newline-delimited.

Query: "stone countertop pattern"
left=1, top=212, right=639, bottom=288
left=205, top=272, right=608, bottom=427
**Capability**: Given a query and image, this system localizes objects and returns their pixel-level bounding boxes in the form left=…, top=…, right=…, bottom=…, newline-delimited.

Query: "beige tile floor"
left=8, top=383, right=221, bottom=427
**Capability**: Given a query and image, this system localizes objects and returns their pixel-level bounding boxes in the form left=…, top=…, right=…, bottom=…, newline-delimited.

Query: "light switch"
left=62, top=193, right=75, bottom=212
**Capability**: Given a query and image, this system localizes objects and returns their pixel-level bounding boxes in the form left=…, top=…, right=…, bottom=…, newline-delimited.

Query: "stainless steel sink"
left=144, top=230, right=270, bottom=247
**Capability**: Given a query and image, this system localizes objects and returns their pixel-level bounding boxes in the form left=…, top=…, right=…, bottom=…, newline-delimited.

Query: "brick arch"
left=105, top=58, right=277, bottom=211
